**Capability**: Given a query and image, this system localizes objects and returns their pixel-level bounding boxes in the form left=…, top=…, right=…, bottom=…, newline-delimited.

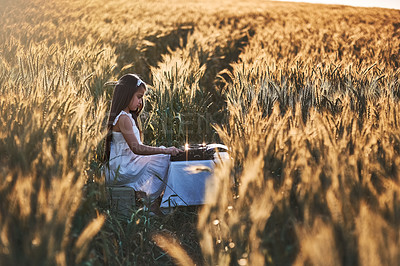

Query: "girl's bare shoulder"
left=113, top=114, right=133, bottom=132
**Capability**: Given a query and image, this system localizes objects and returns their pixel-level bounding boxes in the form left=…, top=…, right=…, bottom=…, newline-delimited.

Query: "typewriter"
left=170, top=143, right=228, bottom=161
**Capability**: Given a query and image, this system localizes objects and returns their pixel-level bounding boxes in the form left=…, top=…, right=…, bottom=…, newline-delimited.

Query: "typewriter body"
left=170, top=144, right=228, bottom=161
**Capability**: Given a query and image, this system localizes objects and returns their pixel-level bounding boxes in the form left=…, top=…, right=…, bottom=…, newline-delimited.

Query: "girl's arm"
left=118, top=114, right=180, bottom=155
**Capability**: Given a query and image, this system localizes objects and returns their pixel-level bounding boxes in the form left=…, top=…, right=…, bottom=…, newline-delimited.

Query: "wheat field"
left=1, top=0, right=400, bottom=265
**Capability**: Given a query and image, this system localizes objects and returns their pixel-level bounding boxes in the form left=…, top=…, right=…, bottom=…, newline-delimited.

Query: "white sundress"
left=105, top=110, right=170, bottom=202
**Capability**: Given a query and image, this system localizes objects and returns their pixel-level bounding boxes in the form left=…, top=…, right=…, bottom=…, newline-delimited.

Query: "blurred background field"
left=1, top=0, right=400, bottom=265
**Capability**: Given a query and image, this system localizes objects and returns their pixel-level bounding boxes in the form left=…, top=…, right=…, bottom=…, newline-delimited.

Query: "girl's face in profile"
left=128, top=86, right=146, bottom=112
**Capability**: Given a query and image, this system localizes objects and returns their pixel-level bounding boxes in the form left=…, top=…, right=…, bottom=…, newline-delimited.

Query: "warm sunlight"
left=2, top=0, right=400, bottom=265
left=275, top=0, right=400, bottom=9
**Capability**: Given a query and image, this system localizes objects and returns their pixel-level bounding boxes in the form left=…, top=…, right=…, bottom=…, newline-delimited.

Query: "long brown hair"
left=104, top=73, right=146, bottom=161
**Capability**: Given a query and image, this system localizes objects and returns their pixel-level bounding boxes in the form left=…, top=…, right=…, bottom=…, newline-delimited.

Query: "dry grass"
left=1, top=0, right=400, bottom=265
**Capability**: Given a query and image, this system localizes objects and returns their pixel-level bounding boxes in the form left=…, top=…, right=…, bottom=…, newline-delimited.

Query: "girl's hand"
left=166, top=147, right=183, bottom=156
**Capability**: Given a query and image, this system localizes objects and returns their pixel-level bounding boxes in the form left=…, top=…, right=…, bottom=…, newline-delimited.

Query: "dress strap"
left=113, top=110, right=131, bottom=126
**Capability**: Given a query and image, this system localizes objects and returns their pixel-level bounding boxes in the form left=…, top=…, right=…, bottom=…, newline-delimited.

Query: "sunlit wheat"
left=1, top=0, right=399, bottom=265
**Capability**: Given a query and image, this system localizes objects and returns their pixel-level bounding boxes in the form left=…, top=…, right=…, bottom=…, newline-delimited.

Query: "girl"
left=104, top=73, right=181, bottom=216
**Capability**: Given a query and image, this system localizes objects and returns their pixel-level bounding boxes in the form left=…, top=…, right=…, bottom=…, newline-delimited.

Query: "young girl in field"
left=104, top=73, right=181, bottom=215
